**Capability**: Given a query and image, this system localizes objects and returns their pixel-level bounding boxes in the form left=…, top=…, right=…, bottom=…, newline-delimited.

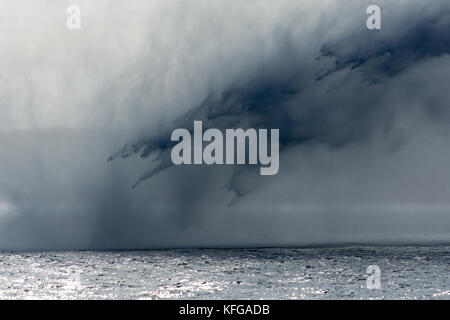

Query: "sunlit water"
left=0, top=246, right=448, bottom=299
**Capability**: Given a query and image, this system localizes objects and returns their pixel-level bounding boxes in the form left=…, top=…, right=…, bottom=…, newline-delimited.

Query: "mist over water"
left=0, top=1, right=450, bottom=250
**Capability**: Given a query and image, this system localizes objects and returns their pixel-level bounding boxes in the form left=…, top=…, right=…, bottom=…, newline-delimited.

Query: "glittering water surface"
left=0, top=246, right=448, bottom=299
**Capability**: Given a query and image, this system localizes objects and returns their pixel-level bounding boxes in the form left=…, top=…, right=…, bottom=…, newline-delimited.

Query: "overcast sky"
left=0, top=0, right=449, bottom=249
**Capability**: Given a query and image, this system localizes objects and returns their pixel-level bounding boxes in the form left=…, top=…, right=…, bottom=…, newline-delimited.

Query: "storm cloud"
left=0, top=0, right=449, bottom=250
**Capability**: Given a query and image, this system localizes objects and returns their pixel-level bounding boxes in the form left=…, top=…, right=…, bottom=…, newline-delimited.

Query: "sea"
left=0, top=246, right=448, bottom=299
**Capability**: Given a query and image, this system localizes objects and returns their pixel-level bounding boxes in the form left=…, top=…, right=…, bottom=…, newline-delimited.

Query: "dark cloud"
left=112, top=1, right=450, bottom=189
left=316, top=4, right=450, bottom=82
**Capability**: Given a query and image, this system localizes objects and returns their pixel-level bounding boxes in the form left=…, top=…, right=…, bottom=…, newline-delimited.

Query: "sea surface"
left=0, top=246, right=448, bottom=299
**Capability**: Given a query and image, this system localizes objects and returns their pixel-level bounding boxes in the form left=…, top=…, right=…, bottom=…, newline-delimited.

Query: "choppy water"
left=0, top=246, right=448, bottom=299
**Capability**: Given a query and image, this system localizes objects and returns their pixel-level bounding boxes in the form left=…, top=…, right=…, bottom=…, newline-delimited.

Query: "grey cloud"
left=113, top=0, right=450, bottom=188
left=0, top=1, right=450, bottom=250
